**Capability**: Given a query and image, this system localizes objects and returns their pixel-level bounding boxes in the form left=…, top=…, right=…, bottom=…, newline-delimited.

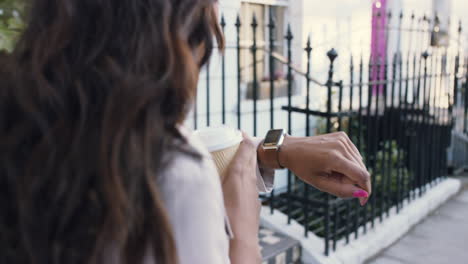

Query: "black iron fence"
left=451, top=56, right=468, bottom=173
left=192, top=10, right=468, bottom=256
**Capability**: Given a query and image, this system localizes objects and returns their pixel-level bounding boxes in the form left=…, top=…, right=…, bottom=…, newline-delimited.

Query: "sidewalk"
left=367, top=177, right=468, bottom=264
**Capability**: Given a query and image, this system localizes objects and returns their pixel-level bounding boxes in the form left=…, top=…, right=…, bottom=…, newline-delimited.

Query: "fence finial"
left=286, top=24, right=293, bottom=41
left=422, top=51, right=430, bottom=60
left=327, top=48, right=338, bottom=63
left=220, top=13, right=226, bottom=28
left=235, top=14, right=241, bottom=28
left=305, top=35, right=312, bottom=53
left=268, top=8, right=276, bottom=29
left=251, top=13, right=258, bottom=28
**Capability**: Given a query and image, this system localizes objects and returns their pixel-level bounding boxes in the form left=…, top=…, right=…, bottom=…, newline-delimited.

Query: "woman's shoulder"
left=158, top=127, right=230, bottom=264
left=158, top=126, right=220, bottom=192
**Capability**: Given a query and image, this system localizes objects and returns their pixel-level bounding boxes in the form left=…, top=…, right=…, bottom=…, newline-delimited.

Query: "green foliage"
left=0, top=0, right=25, bottom=51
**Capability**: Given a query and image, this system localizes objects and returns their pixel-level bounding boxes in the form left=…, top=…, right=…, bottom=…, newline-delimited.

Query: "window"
left=239, top=2, right=288, bottom=99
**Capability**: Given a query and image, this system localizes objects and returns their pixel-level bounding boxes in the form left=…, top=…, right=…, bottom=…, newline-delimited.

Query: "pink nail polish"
left=353, top=190, right=369, bottom=198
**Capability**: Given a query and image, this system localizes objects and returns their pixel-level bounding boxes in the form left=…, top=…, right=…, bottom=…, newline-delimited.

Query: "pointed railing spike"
left=235, top=14, right=241, bottom=28
left=251, top=13, right=258, bottom=28
left=285, top=24, right=293, bottom=41
left=220, top=14, right=226, bottom=27
left=268, top=8, right=276, bottom=28
left=305, top=35, right=312, bottom=53
left=422, top=51, right=430, bottom=59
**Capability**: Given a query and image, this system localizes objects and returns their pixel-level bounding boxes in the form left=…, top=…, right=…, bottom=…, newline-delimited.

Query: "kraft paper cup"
left=194, top=126, right=243, bottom=182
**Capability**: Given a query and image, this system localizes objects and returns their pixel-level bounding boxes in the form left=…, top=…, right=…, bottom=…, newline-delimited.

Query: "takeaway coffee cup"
left=194, top=126, right=243, bottom=181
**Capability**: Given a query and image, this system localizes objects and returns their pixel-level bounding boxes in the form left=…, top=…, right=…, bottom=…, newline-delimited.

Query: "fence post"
left=463, top=57, right=468, bottom=134
left=268, top=8, right=276, bottom=129
left=267, top=8, right=277, bottom=216
left=430, top=52, right=440, bottom=185
left=364, top=56, right=373, bottom=234
left=398, top=53, right=406, bottom=206
left=285, top=24, right=294, bottom=225
left=436, top=53, right=444, bottom=180
left=453, top=21, right=462, bottom=115
left=221, top=15, right=226, bottom=124
left=327, top=49, right=338, bottom=132
left=235, top=15, right=242, bottom=130
left=389, top=53, right=399, bottom=212
left=251, top=14, right=258, bottom=136
left=371, top=56, right=382, bottom=227
left=419, top=51, right=429, bottom=196
left=338, top=81, right=344, bottom=131
left=303, top=36, right=313, bottom=237
left=355, top=55, right=364, bottom=240
left=346, top=55, right=354, bottom=243
left=453, top=53, right=460, bottom=132
left=334, top=79, right=344, bottom=251
left=325, top=48, right=338, bottom=256
left=465, top=66, right=468, bottom=134
left=380, top=55, right=389, bottom=220
left=427, top=51, right=436, bottom=188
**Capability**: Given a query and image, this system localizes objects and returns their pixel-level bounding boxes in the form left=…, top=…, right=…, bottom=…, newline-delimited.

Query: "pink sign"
left=371, top=0, right=387, bottom=95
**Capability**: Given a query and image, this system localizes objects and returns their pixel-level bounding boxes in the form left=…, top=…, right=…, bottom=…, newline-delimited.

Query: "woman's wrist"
left=257, top=134, right=296, bottom=170
left=278, top=134, right=295, bottom=169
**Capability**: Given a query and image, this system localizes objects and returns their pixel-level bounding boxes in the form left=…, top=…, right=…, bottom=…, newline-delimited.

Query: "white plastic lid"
left=194, top=126, right=243, bottom=152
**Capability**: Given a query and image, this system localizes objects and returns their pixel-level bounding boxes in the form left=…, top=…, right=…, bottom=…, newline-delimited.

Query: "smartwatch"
left=262, top=129, right=286, bottom=169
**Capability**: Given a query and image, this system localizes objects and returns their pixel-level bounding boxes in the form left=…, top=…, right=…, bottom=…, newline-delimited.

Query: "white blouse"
left=156, top=127, right=274, bottom=264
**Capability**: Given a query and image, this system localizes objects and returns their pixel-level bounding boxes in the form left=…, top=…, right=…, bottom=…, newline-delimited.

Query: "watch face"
left=264, top=129, right=285, bottom=146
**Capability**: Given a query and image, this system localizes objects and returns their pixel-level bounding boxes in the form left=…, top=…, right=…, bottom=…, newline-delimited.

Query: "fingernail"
left=353, top=190, right=369, bottom=198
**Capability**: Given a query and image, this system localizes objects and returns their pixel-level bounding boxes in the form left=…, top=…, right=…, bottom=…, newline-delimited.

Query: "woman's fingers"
left=341, top=133, right=363, bottom=160
left=345, top=140, right=367, bottom=170
left=328, top=132, right=370, bottom=191
left=224, top=132, right=257, bottom=186
left=314, top=174, right=369, bottom=201
left=334, top=132, right=367, bottom=170
left=337, top=139, right=367, bottom=173
left=328, top=172, right=368, bottom=206
left=231, top=132, right=256, bottom=165
left=332, top=132, right=370, bottom=205
left=329, top=153, right=372, bottom=195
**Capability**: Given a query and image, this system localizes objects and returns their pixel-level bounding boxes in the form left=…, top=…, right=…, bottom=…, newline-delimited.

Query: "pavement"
left=366, top=176, right=468, bottom=264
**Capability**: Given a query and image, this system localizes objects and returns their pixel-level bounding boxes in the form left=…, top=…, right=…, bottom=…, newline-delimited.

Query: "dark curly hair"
left=0, top=0, right=224, bottom=263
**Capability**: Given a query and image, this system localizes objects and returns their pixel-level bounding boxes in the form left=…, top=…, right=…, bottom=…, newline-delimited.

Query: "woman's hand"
left=222, top=133, right=262, bottom=264
left=260, top=132, right=371, bottom=205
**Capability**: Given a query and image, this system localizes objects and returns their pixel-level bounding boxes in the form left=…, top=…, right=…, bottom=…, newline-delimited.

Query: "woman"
left=0, top=0, right=371, bottom=263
